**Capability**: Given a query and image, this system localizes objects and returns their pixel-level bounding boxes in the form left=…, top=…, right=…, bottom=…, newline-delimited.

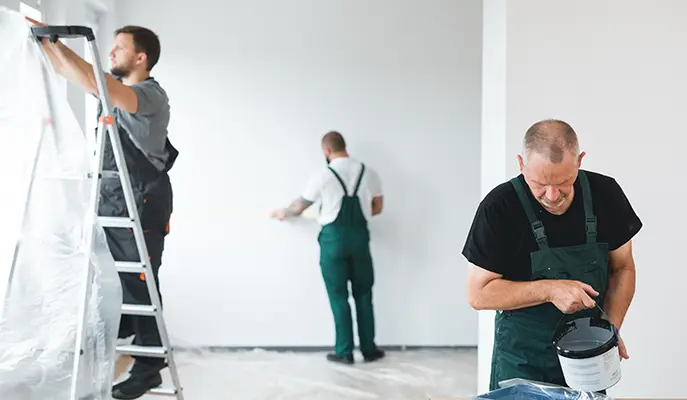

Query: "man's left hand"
left=618, top=334, right=629, bottom=360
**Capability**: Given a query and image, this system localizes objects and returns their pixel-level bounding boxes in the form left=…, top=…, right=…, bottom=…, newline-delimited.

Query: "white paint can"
left=553, top=314, right=622, bottom=392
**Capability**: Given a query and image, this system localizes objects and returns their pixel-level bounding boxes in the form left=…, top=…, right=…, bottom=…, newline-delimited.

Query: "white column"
left=478, top=0, right=507, bottom=394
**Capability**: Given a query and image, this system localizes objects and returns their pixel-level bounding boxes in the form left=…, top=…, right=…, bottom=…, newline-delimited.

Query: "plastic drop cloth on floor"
left=151, top=347, right=477, bottom=399
left=0, top=8, right=121, bottom=399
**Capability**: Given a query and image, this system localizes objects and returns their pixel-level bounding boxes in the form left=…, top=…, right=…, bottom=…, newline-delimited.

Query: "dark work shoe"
left=326, top=352, right=354, bottom=365
left=112, top=371, right=163, bottom=399
left=363, top=349, right=385, bottom=362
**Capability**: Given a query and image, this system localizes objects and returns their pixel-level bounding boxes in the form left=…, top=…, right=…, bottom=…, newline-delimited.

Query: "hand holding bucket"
left=552, top=303, right=623, bottom=392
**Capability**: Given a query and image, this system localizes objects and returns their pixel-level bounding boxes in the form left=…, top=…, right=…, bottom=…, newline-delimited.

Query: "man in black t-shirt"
left=463, top=119, right=641, bottom=390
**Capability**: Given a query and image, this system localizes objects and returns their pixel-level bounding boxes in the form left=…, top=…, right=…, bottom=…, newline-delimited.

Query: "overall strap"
left=328, top=167, right=348, bottom=196
left=352, top=164, right=366, bottom=196
left=577, top=170, right=597, bottom=244
left=510, top=177, right=549, bottom=250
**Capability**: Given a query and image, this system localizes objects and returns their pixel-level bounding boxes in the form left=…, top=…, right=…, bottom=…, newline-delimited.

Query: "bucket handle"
left=552, top=300, right=614, bottom=344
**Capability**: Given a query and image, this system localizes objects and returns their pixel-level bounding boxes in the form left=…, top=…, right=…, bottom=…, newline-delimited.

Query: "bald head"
left=322, top=131, right=347, bottom=152
left=523, top=119, right=579, bottom=164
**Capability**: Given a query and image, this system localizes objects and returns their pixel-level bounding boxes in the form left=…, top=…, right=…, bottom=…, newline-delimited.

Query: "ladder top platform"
left=31, top=25, right=96, bottom=42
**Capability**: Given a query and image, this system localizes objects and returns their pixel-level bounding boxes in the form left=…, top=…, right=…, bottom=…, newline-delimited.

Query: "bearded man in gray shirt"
left=29, top=20, right=178, bottom=399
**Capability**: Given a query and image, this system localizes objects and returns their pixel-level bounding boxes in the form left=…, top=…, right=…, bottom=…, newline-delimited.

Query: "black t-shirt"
left=462, top=170, right=642, bottom=282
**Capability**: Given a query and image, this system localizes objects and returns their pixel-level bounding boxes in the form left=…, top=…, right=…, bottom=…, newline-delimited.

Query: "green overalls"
left=490, top=170, right=610, bottom=390
left=318, top=164, right=377, bottom=357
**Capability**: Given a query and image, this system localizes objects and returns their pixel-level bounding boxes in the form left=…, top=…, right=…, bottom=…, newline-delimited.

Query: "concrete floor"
left=122, top=348, right=477, bottom=400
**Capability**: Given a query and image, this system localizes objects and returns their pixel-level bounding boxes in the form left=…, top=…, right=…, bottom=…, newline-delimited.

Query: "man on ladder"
left=26, top=18, right=179, bottom=399
left=271, top=131, right=386, bottom=365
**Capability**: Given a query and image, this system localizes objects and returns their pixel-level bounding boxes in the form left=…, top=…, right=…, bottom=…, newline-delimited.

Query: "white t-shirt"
left=301, top=157, right=383, bottom=225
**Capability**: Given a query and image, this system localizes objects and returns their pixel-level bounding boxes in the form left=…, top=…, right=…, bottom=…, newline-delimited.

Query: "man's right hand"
left=545, top=280, right=599, bottom=314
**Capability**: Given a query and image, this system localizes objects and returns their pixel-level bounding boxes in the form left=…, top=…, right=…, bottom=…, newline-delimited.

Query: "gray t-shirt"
left=113, top=78, right=170, bottom=171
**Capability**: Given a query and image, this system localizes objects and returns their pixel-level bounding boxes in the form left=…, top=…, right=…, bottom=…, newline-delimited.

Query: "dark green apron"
left=318, top=164, right=377, bottom=357
left=489, top=170, right=610, bottom=390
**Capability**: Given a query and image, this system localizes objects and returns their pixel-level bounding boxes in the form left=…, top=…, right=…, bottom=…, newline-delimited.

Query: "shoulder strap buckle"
left=585, top=216, right=598, bottom=244
left=585, top=216, right=597, bottom=234
left=531, top=220, right=548, bottom=245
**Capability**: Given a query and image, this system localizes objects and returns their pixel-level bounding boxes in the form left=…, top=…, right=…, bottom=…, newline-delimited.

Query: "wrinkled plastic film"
left=152, top=347, right=477, bottom=399
left=0, top=8, right=122, bottom=400
left=474, top=378, right=614, bottom=400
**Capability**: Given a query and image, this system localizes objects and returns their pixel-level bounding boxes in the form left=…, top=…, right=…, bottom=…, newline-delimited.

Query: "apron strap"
left=577, top=170, right=597, bottom=244
left=352, top=164, right=366, bottom=196
left=510, top=177, right=549, bottom=249
left=328, top=167, right=348, bottom=196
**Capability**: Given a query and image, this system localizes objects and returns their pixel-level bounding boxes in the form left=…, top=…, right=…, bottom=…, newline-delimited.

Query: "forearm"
left=283, top=197, right=313, bottom=218
left=44, top=40, right=100, bottom=95
left=470, top=279, right=550, bottom=311
left=603, top=268, right=636, bottom=330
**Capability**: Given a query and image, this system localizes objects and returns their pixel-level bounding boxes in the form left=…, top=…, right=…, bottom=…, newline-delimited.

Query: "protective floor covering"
left=130, top=348, right=477, bottom=399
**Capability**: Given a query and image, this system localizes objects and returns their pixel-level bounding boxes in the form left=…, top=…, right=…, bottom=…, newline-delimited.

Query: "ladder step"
left=98, top=216, right=135, bottom=228
left=115, top=261, right=145, bottom=273
left=148, top=387, right=179, bottom=396
left=116, top=345, right=167, bottom=358
left=122, top=304, right=157, bottom=317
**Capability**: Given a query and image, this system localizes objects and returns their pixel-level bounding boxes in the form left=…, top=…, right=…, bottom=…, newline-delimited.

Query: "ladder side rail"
left=69, top=36, right=110, bottom=400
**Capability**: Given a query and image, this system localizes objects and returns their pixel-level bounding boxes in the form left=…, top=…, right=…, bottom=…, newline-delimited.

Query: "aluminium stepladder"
left=30, top=25, right=184, bottom=399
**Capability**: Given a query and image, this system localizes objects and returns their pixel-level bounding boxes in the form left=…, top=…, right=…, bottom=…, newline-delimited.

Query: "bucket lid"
left=553, top=314, right=618, bottom=359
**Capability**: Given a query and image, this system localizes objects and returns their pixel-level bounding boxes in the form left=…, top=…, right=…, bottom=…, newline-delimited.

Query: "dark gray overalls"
left=96, top=92, right=178, bottom=373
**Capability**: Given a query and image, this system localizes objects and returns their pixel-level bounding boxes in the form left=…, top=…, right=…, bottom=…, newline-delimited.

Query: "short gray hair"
left=523, top=119, right=579, bottom=163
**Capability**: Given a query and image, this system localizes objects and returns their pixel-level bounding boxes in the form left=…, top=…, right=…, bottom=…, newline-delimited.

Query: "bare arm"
left=25, top=18, right=138, bottom=113
left=604, top=240, right=636, bottom=330
left=42, top=40, right=139, bottom=113
left=371, top=196, right=383, bottom=216
left=283, top=197, right=313, bottom=217
left=271, top=197, right=314, bottom=220
left=467, top=263, right=599, bottom=313
left=467, top=264, right=551, bottom=310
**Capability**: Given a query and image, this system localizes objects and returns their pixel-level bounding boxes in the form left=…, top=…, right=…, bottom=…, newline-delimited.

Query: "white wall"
left=481, top=1, right=687, bottom=397
left=115, top=0, right=482, bottom=347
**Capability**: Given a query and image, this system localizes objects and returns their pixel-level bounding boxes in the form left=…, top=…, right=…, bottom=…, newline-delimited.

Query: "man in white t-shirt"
left=271, top=131, right=385, bottom=365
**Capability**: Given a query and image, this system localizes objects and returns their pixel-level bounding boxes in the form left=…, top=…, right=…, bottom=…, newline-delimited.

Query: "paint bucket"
left=553, top=307, right=621, bottom=392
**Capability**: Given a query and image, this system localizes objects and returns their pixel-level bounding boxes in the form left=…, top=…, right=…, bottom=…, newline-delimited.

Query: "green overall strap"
left=510, top=177, right=549, bottom=250
left=352, top=164, right=366, bottom=196
left=328, top=167, right=348, bottom=196
left=577, top=170, right=597, bottom=244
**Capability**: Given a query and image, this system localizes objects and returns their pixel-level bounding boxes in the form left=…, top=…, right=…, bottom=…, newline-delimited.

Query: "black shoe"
left=363, top=349, right=385, bottom=362
left=326, top=352, right=354, bottom=365
left=112, top=371, right=163, bottom=399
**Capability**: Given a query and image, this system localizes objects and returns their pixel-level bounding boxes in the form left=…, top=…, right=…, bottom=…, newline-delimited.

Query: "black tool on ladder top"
left=31, top=25, right=96, bottom=43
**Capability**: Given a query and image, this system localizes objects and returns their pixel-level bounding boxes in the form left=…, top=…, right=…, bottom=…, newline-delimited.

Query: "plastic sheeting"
left=148, top=347, right=477, bottom=399
left=0, top=7, right=122, bottom=400
left=475, top=379, right=613, bottom=400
